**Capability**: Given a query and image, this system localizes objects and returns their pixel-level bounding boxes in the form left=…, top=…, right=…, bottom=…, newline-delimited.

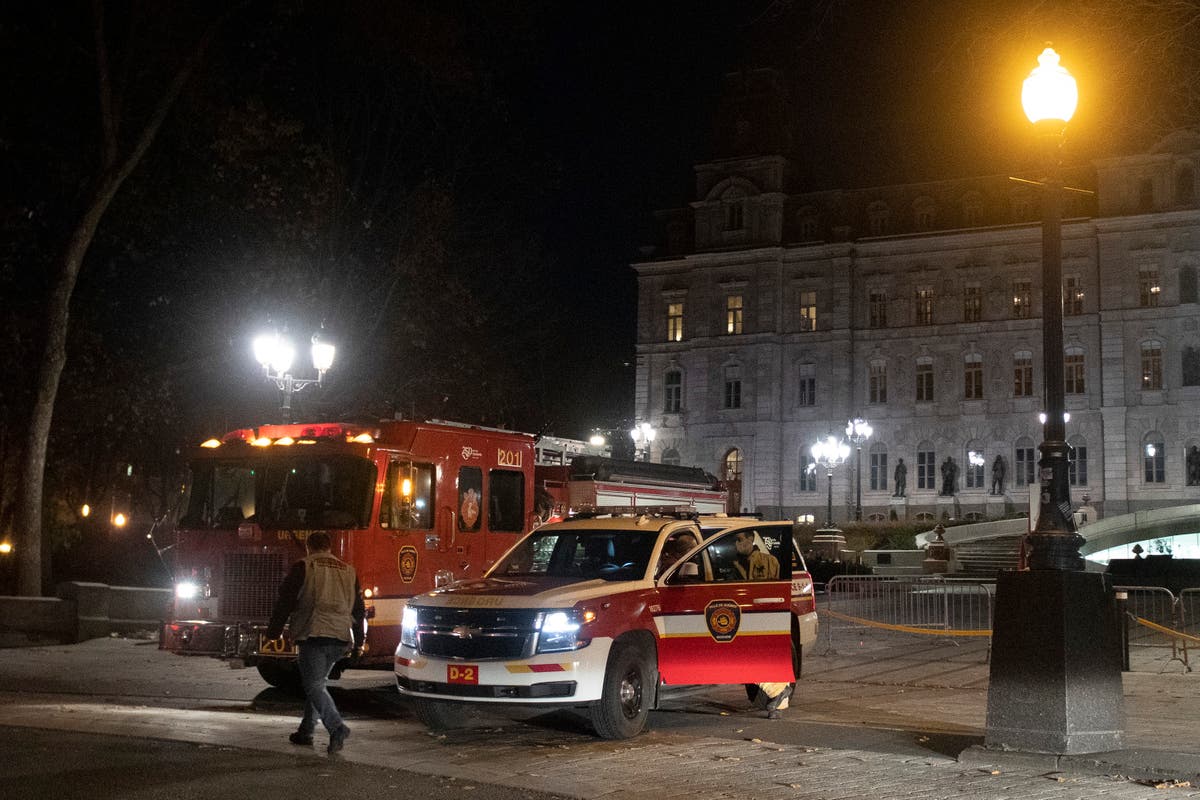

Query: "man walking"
left=266, top=531, right=365, bottom=754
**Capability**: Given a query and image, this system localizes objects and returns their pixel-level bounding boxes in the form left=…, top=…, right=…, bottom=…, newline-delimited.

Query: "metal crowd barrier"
left=1115, top=585, right=1197, bottom=672
left=820, top=575, right=995, bottom=654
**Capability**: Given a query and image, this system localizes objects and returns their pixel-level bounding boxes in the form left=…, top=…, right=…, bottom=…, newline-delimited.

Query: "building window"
left=869, top=360, right=887, bottom=404
left=666, top=302, right=683, bottom=342
left=1015, top=439, right=1036, bottom=487
left=868, top=289, right=888, bottom=328
left=799, top=215, right=818, bottom=240
left=869, top=443, right=888, bottom=492
left=1139, top=269, right=1160, bottom=307
left=965, top=447, right=985, bottom=489
left=1183, top=346, right=1200, bottom=387
left=1181, top=267, right=1198, bottom=304
left=1013, top=351, right=1033, bottom=397
left=725, top=294, right=744, bottom=334
left=797, top=363, right=816, bottom=407
left=1177, top=165, right=1195, bottom=205
left=798, top=290, right=817, bottom=331
left=799, top=453, right=817, bottom=492
left=723, top=366, right=742, bottom=409
left=1142, top=341, right=1163, bottom=390
left=914, top=199, right=936, bottom=230
left=1011, top=280, right=1031, bottom=318
left=1068, top=437, right=1088, bottom=487
left=724, top=199, right=744, bottom=231
left=963, top=283, right=982, bottom=322
left=663, top=370, right=682, bottom=414
left=964, top=354, right=983, bottom=400
left=916, top=358, right=934, bottom=403
left=661, top=448, right=681, bottom=466
left=1064, top=348, right=1085, bottom=395
left=1064, top=275, right=1084, bottom=316
left=1143, top=434, right=1165, bottom=483
left=915, top=286, right=934, bottom=326
left=917, top=445, right=936, bottom=490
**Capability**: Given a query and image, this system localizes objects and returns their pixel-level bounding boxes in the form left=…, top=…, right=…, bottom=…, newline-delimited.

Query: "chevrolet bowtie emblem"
left=451, top=625, right=481, bottom=638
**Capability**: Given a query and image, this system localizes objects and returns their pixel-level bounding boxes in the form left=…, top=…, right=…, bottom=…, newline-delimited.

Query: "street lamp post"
left=629, top=422, right=656, bottom=462
left=253, top=329, right=336, bottom=423
left=980, top=46, right=1123, bottom=758
left=845, top=418, right=873, bottom=521
left=811, top=435, right=850, bottom=529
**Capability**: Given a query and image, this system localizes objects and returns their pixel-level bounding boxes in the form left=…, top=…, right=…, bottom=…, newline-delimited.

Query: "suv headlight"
left=536, top=609, right=591, bottom=653
left=400, top=605, right=418, bottom=649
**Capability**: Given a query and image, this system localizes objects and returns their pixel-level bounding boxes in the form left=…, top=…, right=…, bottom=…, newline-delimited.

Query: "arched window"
left=725, top=448, right=745, bottom=511
left=1015, top=437, right=1036, bottom=486
left=869, top=442, right=888, bottom=492
left=913, top=196, right=937, bottom=230
left=1143, top=432, right=1165, bottom=483
left=661, top=447, right=681, bottom=466
left=1068, top=435, right=1088, bottom=487
left=663, top=369, right=682, bottom=413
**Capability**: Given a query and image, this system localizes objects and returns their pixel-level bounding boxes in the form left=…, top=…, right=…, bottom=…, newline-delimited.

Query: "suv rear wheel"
left=591, top=643, right=655, bottom=739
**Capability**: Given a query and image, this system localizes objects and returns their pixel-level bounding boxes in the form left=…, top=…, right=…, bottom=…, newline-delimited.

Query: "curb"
left=958, top=744, right=1200, bottom=782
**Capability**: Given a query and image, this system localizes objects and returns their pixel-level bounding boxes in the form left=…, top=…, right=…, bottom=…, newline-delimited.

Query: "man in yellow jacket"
left=266, top=531, right=366, bottom=754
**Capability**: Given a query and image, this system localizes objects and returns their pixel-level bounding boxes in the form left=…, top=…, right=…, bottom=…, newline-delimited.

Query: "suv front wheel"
left=590, top=643, right=655, bottom=739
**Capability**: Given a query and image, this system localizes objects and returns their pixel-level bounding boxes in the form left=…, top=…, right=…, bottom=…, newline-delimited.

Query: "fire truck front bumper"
left=159, top=620, right=283, bottom=660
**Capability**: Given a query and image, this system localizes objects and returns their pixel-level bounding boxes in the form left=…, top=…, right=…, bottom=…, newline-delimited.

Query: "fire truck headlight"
left=400, top=606, right=418, bottom=649
left=536, top=610, right=587, bottom=653
left=175, top=581, right=199, bottom=600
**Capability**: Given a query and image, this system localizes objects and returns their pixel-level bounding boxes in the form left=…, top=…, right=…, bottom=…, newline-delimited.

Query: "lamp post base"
left=811, top=528, right=846, bottom=563
left=984, top=570, right=1124, bottom=754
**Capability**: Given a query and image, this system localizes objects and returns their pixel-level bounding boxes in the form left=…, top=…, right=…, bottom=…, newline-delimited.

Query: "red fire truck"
left=158, top=418, right=726, bottom=688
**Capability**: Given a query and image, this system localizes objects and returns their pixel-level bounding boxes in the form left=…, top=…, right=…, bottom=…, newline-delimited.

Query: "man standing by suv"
left=266, top=531, right=365, bottom=754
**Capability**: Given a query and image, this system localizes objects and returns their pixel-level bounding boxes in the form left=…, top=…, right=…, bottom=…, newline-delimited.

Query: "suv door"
left=654, top=529, right=792, bottom=685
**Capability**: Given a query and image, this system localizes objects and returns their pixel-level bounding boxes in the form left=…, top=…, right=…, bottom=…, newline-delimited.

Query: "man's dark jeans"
left=297, top=636, right=349, bottom=736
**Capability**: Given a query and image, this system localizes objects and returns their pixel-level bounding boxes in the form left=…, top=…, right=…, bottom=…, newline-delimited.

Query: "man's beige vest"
left=290, top=551, right=357, bottom=642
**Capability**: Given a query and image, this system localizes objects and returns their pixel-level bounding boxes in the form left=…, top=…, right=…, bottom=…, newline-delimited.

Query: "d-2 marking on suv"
left=394, top=514, right=798, bottom=739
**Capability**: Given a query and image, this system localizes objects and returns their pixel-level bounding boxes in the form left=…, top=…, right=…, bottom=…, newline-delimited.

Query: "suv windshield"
left=492, top=528, right=662, bottom=581
left=180, top=455, right=376, bottom=530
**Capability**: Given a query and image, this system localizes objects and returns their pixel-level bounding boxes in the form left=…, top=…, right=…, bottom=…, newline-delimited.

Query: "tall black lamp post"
left=980, top=46, right=1124, bottom=758
left=845, top=418, right=873, bottom=522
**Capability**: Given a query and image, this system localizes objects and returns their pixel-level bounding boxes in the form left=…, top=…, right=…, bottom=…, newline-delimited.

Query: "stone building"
left=631, top=71, right=1200, bottom=523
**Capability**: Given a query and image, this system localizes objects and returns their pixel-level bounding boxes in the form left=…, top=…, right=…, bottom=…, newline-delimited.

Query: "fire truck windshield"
left=491, top=529, right=660, bottom=582
left=180, top=455, right=375, bottom=530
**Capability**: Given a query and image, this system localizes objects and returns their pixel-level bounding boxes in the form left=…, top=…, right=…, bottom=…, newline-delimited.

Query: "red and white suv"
left=394, top=514, right=797, bottom=738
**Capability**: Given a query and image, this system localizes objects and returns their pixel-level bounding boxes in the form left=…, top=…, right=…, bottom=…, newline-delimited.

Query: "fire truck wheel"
left=256, top=661, right=302, bottom=693
left=412, top=698, right=470, bottom=731
left=590, top=643, right=654, bottom=740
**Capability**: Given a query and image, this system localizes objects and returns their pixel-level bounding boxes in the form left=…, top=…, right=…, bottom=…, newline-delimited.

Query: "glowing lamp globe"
left=1022, top=47, right=1077, bottom=125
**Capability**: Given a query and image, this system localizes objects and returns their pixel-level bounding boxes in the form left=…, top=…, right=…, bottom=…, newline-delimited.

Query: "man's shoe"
left=327, top=725, right=350, bottom=754
left=289, top=731, right=314, bottom=746
left=767, top=710, right=783, bottom=720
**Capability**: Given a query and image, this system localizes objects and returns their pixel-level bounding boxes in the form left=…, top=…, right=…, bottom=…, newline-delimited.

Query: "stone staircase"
left=951, top=533, right=1024, bottom=576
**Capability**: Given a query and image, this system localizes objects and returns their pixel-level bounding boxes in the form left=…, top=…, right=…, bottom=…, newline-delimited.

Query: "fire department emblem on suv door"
left=398, top=545, right=418, bottom=583
left=705, top=599, right=741, bottom=642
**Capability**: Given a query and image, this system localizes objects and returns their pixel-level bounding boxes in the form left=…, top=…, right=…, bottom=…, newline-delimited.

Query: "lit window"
left=666, top=302, right=684, bottom=342
left=798, top=290, right=817, bottom=331
left=799, top=453, right=817, bottom=492
left=1143, top=436, right=1165, bottom=483
left=725, top=295, right=744, bottom=335
left=1139, top=269, right=1160, bottom=308
left=1064, top=275, right=1084, bottom=316
left=1011, top=280, right=1031, bottom=319
left=915, top=286, right=934, bottom=326
left=965, top=447, right=985, bottom=489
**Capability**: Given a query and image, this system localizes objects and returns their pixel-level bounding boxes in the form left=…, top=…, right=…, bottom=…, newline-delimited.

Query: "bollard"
left=1115, top=590, right=1130, bottom=672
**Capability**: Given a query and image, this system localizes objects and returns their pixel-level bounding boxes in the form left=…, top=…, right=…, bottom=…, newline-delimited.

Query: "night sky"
left=3, top=0, right=1196, bottom=445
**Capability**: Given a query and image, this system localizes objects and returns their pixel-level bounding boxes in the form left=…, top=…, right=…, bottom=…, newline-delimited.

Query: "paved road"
left=0, top=635, right=1197, bottom=800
